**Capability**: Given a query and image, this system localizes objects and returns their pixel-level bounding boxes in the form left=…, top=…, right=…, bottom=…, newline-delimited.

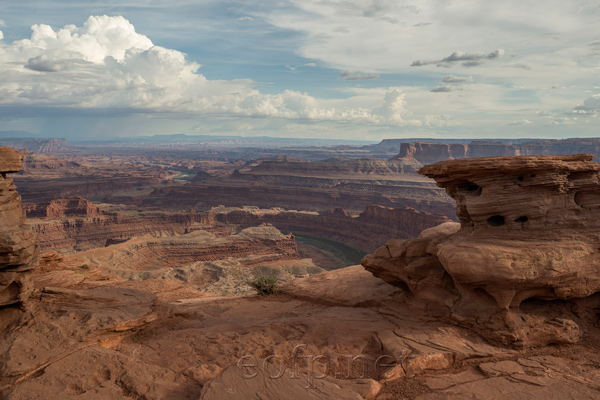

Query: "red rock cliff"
left=395, top=142, right=468, bottom=164
left=0, top=147, right=38, bottom=314
left=25, top=197, right=102, bottom=219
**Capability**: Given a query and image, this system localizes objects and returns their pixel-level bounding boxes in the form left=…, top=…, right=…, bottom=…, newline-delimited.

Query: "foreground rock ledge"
left=362, top=154, right=600, bottom=347
left=0, top=146, right=38, bottom=326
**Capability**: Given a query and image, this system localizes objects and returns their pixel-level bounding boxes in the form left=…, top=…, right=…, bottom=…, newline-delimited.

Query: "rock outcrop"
left=395, top=138, right=600, bottom=166
left=394, top=142, right=469, bottom=164
left=363, top=154, right=600, bottom=347
left=30, top=206, right=221, bottom=253
left=25, top=197, right=102, bottom=219
left=0, top=147, right=38, bottom=318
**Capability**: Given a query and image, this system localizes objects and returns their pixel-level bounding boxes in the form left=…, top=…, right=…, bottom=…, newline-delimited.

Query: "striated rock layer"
left=363, top=154, right=600, bottom=347
left=143, top=182, right=454, bottom=217
left=395, top=138, right=600, bottom=166
left=249, top=156, right=422, bottom=176
left=0, top=147, right=38, bottom=316
left=25, top=197, right=102, bottom=219
left=28, top=202, right=451, bottom=254
left=211, top=205, right=451, bottom=252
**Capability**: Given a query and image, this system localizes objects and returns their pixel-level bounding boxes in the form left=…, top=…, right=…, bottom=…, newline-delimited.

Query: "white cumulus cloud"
left=371, top=89, right=421, bottom=126
left=566, top=94, right=600, bottom=117
left=0, top=15, right=422, bottom=127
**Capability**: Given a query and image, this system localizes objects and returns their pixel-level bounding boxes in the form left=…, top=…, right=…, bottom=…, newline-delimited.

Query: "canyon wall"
left=143, top=183, right=455, bottom=217
left=211, top=205, right=451, bottom=252
left=0, top=147, right=38, bottom=318
left=396, top=138, right=600, bottom=165
left=394, top=142, right=469, bottom=164
left=29, top=200, right=451, bottom=254
left=30, top=209, right=221, bottom=253
left=15, top=174, right=168, bottom=204
left=25, top=197, right=102, bottom=219
left=249, top=157, right=422, bottom=176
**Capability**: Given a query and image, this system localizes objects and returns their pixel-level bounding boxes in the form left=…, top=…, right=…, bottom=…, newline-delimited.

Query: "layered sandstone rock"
left=144, top=182, right=454, bottom=216
left=28, top=205, right=229, bottom=253
left=64, top=224, right=315, bottom=296
left=0, top=147, right=38, bottom=312
left=394, top=142, right=469, bottom=164
left=395, top=138, right=600, bottom=166
left=363, top=154, right=600, bottom=347
left=27, top=201, right=451, bottom=256
left=25, top=197, right=102, bottom=219
left=249, top=156, right=421, bottom=177
left=210, top=205, right=451, bottom=252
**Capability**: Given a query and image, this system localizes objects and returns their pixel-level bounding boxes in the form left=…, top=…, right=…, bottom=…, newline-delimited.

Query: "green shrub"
left=248, top=274, right=278, bottom=295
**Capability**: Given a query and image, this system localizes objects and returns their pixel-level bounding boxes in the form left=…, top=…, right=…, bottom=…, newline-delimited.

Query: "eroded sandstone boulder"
left=363, top=154, right=600, bottom=347
left=0, top=146, right=38, bottom=315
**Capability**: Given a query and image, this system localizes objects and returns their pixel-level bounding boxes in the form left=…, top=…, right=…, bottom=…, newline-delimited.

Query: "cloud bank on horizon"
left=0, top=0, right=599, bottom=140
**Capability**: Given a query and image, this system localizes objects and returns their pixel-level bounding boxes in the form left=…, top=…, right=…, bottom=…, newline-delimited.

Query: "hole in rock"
left=574, top=191, right=600, bottom=209
left=569, top=172, right=590, bottom=181
left=471, top=288, right=499, bottom=308
left=395, top=281, right=412, bottom=295
left=457, top=203, right=474, bottom=225
left=515, top=216, right=528, bottom=223
left=519, top=297, right=567, bottom=313
left=487, top=215, right=505, bottom=226
left=530, top=174, right=536, bottom=178
left=458, top=182, right=482, bottom=196
left=517, top=176, right=524, bottom=182
left=574, top=191, right=583, bottom=207
left=441, top=272, right=459, bottom=295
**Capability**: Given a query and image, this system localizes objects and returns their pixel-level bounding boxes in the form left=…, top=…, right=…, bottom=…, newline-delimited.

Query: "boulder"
left=363, top=154, right=600, bottom=347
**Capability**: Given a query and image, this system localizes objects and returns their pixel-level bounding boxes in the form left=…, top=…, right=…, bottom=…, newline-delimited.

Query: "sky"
left=0, top=0, right=600, bottom=141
